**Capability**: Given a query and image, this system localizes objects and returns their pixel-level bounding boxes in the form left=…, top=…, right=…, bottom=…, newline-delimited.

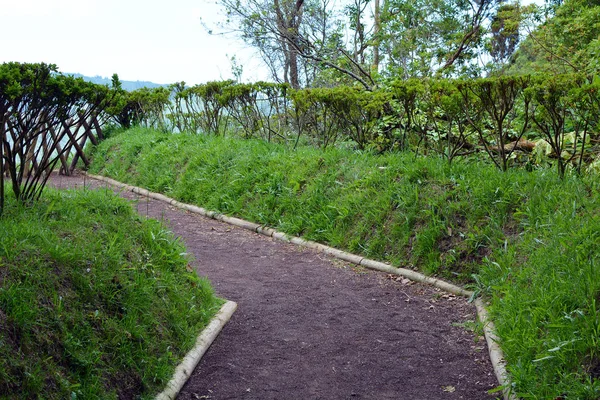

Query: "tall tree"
left=213, top=0, right=512, bottom=86
left=488, top=2, right=522, bottom=65
left=213, top=0, right=380, bottom=88
left=508, top=0, right=600, bottom=75
left=374, top=0, right=503, bottom=78
left=273, top=0, right=305, bottom=88
left=372, top=0, right=381, bottom=73
left=213, top=0, right=341, bottom=88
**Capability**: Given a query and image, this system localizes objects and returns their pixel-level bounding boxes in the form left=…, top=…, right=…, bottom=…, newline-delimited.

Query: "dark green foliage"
left=528, top=74, right=599, bottom=177
left=291, top=87, right=391, bottom=150
left=105, top=76, right=171, bottom=130
left=456, top=75, right=532, bottom=171
left=508, top=0, right=600, bottom=75
left=168, top=80, right=234, bottom=135
left=423, top=79, right=474, bottom=162
left=388, top=79, right=425, bottom=151
left=0, top=61, right=578, bottom=179
left=489, top=2, right=522, bottom=65
left=0, top=188, right=220, bottom=399
left=219, top=82, right=290, bottom=141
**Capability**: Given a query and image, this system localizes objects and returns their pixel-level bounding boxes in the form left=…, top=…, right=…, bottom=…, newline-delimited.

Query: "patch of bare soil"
left=50, top=172, right=500, bottom=400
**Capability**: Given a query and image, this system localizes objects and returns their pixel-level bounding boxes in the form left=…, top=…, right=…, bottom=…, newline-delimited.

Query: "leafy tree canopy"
left=507, top=0, right=600, bottom=75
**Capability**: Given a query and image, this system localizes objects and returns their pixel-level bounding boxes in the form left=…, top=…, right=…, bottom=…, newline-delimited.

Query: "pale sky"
left=1, top=0, right=545, bottom=85
left=0, top=0, right=267, bottom=85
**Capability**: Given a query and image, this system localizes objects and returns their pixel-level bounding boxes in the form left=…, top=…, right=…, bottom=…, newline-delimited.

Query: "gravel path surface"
left=51, top=173, right=499, bottom=400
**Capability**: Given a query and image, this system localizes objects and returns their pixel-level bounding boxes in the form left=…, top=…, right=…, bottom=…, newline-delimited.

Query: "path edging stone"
left=475, top=299, right=517, bottom=400
left=155, top=300, right=238, bottom=400
left=84, top=172, right=518, bottom=400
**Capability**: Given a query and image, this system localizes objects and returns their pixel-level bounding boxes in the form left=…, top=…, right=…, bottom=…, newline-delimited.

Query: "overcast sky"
left=1, top=0, right=546, bottom=85
left=0, top=0, right=267, bottom=85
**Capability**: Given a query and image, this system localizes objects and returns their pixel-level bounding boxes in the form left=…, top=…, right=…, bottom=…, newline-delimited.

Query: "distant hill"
left=67, top=73, right=169, bottom=91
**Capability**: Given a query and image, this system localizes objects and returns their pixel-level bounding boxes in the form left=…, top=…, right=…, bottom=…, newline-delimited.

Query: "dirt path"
left=50, top=173, right=499, bottom=400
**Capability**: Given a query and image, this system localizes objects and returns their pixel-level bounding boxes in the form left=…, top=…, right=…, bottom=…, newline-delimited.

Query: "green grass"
left=89, top=127, right=526, bottom=281
left=0, top=186, right=221, bottom=399
left=88, top=127, right=600, bottom=399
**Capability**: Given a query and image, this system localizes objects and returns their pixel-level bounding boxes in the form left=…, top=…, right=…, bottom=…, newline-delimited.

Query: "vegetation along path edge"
left=155, top=300, right=238, bottom=400
left=84, top=171, right=517, bottom=400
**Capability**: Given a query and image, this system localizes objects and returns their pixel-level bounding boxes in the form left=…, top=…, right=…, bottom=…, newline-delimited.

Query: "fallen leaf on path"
left=442, top=385, right=456, bottom=393
left=386, top=274, right=412, bottom=285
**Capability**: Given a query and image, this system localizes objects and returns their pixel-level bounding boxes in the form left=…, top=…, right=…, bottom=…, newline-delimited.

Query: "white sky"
left=0, top=0, right=267, bottom=85
left=0, top=0, right=546, bottom=85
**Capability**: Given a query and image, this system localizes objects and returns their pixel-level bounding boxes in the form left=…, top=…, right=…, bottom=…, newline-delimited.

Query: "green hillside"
left=0, top=188, right=221, bottom=398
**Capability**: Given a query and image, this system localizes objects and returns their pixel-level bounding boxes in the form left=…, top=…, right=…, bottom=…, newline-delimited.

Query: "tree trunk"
left=274, top=0, right=304, bottom=89
left=289, top=45, right=300, bottom=89
left=373, top=0, right=381, bottom=73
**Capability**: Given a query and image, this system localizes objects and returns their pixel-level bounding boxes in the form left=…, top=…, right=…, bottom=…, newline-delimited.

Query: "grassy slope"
left=88, top=128, right=600, bottom=399
left=0, top=187, right=221, bottom=399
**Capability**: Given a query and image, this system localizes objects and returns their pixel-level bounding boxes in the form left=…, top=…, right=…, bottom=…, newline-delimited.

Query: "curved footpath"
left=50, top=173, right=499, bottom=400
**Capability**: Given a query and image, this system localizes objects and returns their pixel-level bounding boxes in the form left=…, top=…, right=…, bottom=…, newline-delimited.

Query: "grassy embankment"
left=0, top=187, right=221, bottom=399
left=88, top=127, right=600, bottom=399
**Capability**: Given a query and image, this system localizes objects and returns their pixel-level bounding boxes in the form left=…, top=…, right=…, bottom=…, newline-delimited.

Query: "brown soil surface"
left=50, top=173, right=499, bottom=400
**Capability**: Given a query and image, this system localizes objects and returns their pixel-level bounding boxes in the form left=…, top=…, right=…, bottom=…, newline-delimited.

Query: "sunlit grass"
left=90, top=128, right=526, bottom=281
left=0, top=187, right=221, bottom=399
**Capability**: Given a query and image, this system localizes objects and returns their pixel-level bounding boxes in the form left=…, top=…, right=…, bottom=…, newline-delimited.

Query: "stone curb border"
left=84, top=172, right=517, bottom=400
left=475, top=299, right=515, bottom=400
left=155, top=300, right=238, bottom=400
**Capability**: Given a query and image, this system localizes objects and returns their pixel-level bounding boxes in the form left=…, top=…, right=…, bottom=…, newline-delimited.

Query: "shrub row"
left=104, top=75, right=600, bottom=176
left=0, top=63, right=110, bottom=212
left=2, top=63, right=598, bottom=186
